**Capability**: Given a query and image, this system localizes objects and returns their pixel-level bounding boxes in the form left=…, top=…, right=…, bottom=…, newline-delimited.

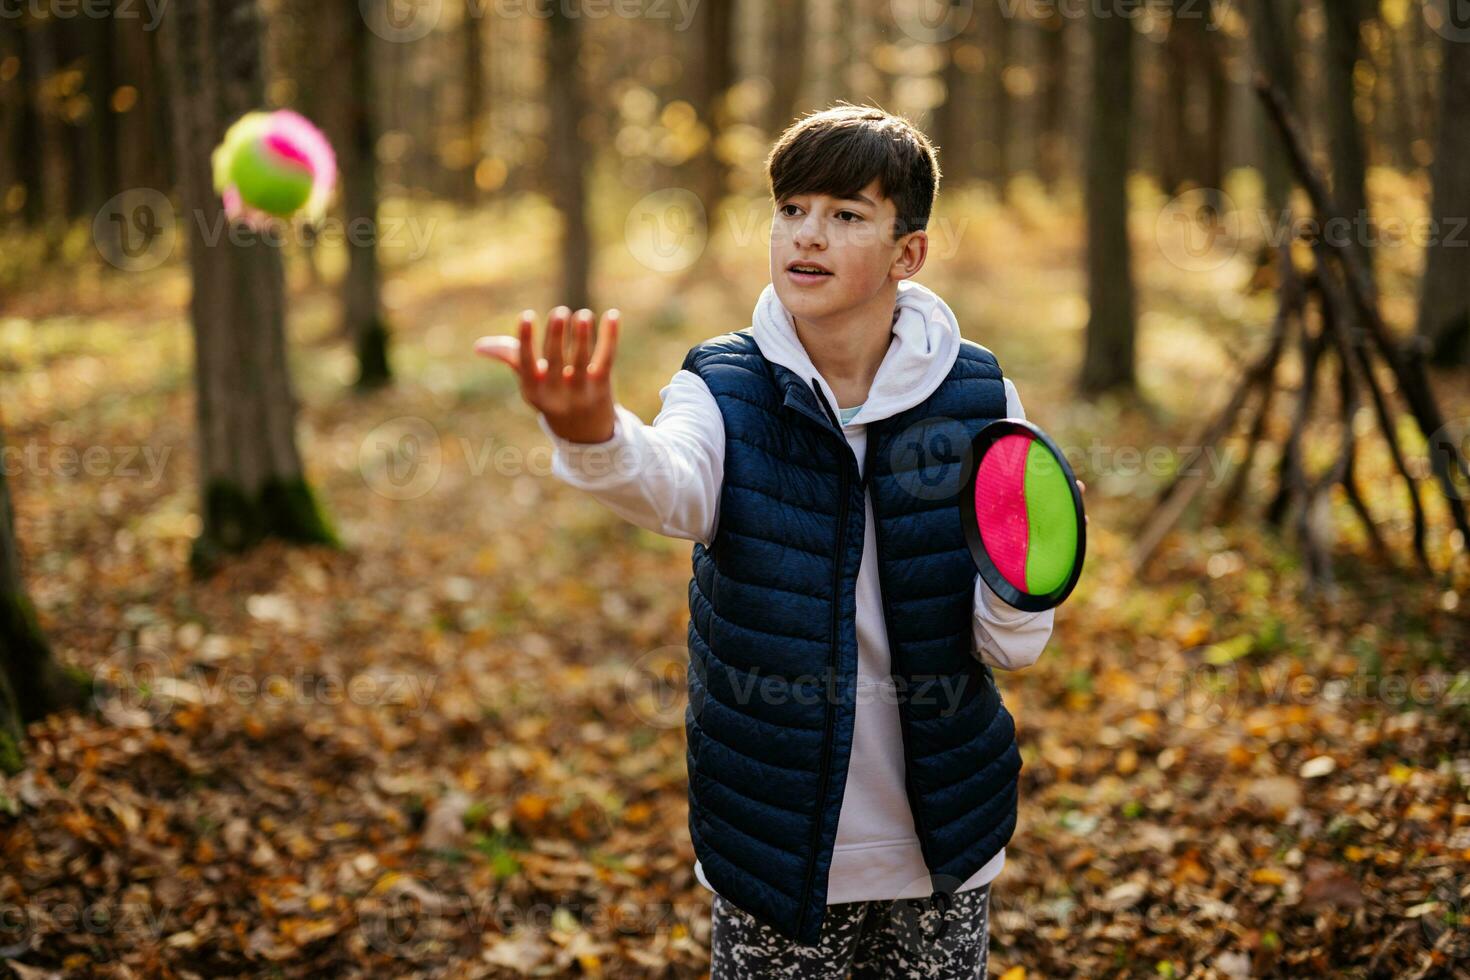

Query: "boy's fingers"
left=569, top=309, right=593, bottom=383
left=544, top=306, right=570, bottom=383
left=473, top=335, right=520, bottom=369
left=516, top=310, right=538, bottom=384
left=589, top=308, right=620, bottom=379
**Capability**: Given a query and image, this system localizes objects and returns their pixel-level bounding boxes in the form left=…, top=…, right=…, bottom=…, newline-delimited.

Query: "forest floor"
left=0, top=175, right=1468, bottom=978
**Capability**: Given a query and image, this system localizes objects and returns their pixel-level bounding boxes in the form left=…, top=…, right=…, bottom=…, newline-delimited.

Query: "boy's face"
left=769, top=177, right=927, bottom=326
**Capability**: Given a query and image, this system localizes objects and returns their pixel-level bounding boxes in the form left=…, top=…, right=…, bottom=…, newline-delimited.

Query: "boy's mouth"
left=786, top=261, right=833, bottom=282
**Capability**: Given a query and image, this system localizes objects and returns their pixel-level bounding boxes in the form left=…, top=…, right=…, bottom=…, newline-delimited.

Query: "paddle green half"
left=1022, top=439, right=1077, bottom=594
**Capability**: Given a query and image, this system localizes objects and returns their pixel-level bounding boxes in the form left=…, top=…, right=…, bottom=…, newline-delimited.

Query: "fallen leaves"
left=1, top=192, right=1467, bottom=980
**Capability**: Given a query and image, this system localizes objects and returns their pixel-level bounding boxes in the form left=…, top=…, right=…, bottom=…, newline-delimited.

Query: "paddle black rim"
left=959, top=418, right=1086, bottom=613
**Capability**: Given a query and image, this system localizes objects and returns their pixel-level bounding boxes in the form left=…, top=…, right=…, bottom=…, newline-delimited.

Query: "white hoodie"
left=536, top=279, right=1055, bottom=903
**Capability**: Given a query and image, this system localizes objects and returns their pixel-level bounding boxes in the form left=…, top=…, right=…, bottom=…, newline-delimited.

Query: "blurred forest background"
left=1, top=0, right=1469, bottom=977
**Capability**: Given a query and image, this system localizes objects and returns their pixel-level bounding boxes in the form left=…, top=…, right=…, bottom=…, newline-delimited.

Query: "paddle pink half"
left=973, top=432, right=1032, bottom=590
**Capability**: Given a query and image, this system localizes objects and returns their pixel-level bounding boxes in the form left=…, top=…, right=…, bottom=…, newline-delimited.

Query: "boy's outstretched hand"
left=474, top=306, right=621, bottom=444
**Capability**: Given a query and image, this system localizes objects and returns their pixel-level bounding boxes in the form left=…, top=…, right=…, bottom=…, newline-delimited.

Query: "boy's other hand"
left=474, top=307, right=621, bottom=444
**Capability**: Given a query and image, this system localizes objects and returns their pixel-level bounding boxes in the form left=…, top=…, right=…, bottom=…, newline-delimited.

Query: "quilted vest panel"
left=681, top=328, right=1021, bottom=948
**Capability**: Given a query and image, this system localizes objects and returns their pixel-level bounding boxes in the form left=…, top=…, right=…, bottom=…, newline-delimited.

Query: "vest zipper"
left=862, top=425, right=951, bottom=916
left=801, top=378, right=851, bottom=941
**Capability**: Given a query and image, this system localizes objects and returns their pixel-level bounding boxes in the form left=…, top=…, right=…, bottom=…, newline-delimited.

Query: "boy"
left=476, top=103, right=1060, bottom=978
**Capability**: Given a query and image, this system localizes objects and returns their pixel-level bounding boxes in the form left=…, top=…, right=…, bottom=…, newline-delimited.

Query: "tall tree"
left=1080, top=4, right=1137, bottom=396
left=0, top=21, right=22, bottom=225
left=1036, top=9, right=1069, bottom=187
left=1250, top=0, right=1298, bottom=219
left=545, top=4, right=591, bottom=310
left=693, top=0, right=735, bottom=218
left=23, top=14, right=69, bottom=249
left=0, top=424, right=91, bottom=775
left=1322, top=0, right=1373, bottom=286
left=461, top=0, right=486, bottom=203
left=341, top=0, right=391, bottom=388
left=1416, top=26, right=1470, bottom=365
left=1194, top=0, right=1227, bottom=209
left=933, top=0, right=980, bottom=186
left=161, top=0, right=336, bottom=574
left=986, top=1, right=1014, bottom=185
left=79, top=12, right=120, bottom=218
left=1158, top=0, right=1226, bottom=210
left=114, top=14, right=170, bottom=196
left=764, top=0, right=806, bottom=136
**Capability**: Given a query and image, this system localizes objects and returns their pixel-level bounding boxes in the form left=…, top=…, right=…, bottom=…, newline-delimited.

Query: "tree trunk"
left=764, top=0, right=806, bottom=136
left=1037, top=11, right=1068, bottom=187
left=461, top=0, right=485, bottom=203
left=151, top=28, right=174, bottom=192
left=25, top=15, right=69, bottom=250
left=933, top=0, right=978, bottom=186
left=1158, top=7, right=1189, bottom=193
left=1417, top=26, right=1470, bottom=365
left=1195, top=0, right=1227, bottom=211
left=694, top=0, right=735, bottom=218
left=343, top=1, right=391, bottom=389
left=1322, top=0, right=1372, bottom=284
left=0, top=425, right=92, bottom=775
left=1383, top=16, right=1419, bottom=171
left=1250, top=0, right=1297, bottom=218
left=80, top=13, right=120, bottom=218
left=0, top=22, right=22, bottom=227
left=1080, top=4, right=1137, bottom=396
left=545, top=5, right=591, bottom=311
left=989, top=2, right=1014, bottom=186
left=161, top=0, right=337, bottom=575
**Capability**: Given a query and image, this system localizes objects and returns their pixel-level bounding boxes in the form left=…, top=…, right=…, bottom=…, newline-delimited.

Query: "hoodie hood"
left=751, top=278, right=962, bottom=428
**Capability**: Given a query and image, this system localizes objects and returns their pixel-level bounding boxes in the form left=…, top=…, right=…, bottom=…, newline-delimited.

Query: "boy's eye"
left=779, top=204, right=862, bottom=221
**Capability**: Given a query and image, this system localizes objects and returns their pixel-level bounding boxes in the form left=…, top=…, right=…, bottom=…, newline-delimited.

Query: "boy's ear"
left=891, top=228, right=928, bottom=281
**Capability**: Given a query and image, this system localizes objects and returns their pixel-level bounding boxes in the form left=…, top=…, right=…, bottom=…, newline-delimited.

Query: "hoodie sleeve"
left=535, top=369, right=723, bottom=546
left=972, top=377, right=1057, bottom=671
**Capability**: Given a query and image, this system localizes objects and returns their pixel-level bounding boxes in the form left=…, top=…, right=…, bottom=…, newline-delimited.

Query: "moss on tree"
left=0, top=591, right=93, bottom=772
left=0, top=668, right=22, bottom=776
left=191, top=476, right=339, bottom=577
left=353, top=316, right=393, bottom=391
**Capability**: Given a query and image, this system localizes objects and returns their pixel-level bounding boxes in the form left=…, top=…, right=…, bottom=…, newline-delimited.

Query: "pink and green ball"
left=212, top=110, right=336, bottom=224
left=973, top=432, right=1079, bottom=596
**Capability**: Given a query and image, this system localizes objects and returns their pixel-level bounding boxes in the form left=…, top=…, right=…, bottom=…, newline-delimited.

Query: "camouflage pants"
left=708, top=883, right=992, bottom=979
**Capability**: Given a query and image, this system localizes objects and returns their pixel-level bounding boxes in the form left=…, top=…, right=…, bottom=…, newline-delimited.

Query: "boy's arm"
left=973, top=377, right=1057, bottom=671
left=536, top=369, right=723, bottom=546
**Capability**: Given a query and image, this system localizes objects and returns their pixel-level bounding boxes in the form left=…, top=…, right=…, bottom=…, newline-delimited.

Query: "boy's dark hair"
left=764, top=102, right=941, bottom=240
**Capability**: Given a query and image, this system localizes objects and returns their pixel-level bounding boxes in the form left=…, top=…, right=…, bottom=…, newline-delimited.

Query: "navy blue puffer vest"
left=681, top=329, right=1023, bottom=947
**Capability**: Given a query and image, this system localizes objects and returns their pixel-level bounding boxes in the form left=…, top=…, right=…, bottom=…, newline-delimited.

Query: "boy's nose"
left=794, top=218, right=826, bottom=250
